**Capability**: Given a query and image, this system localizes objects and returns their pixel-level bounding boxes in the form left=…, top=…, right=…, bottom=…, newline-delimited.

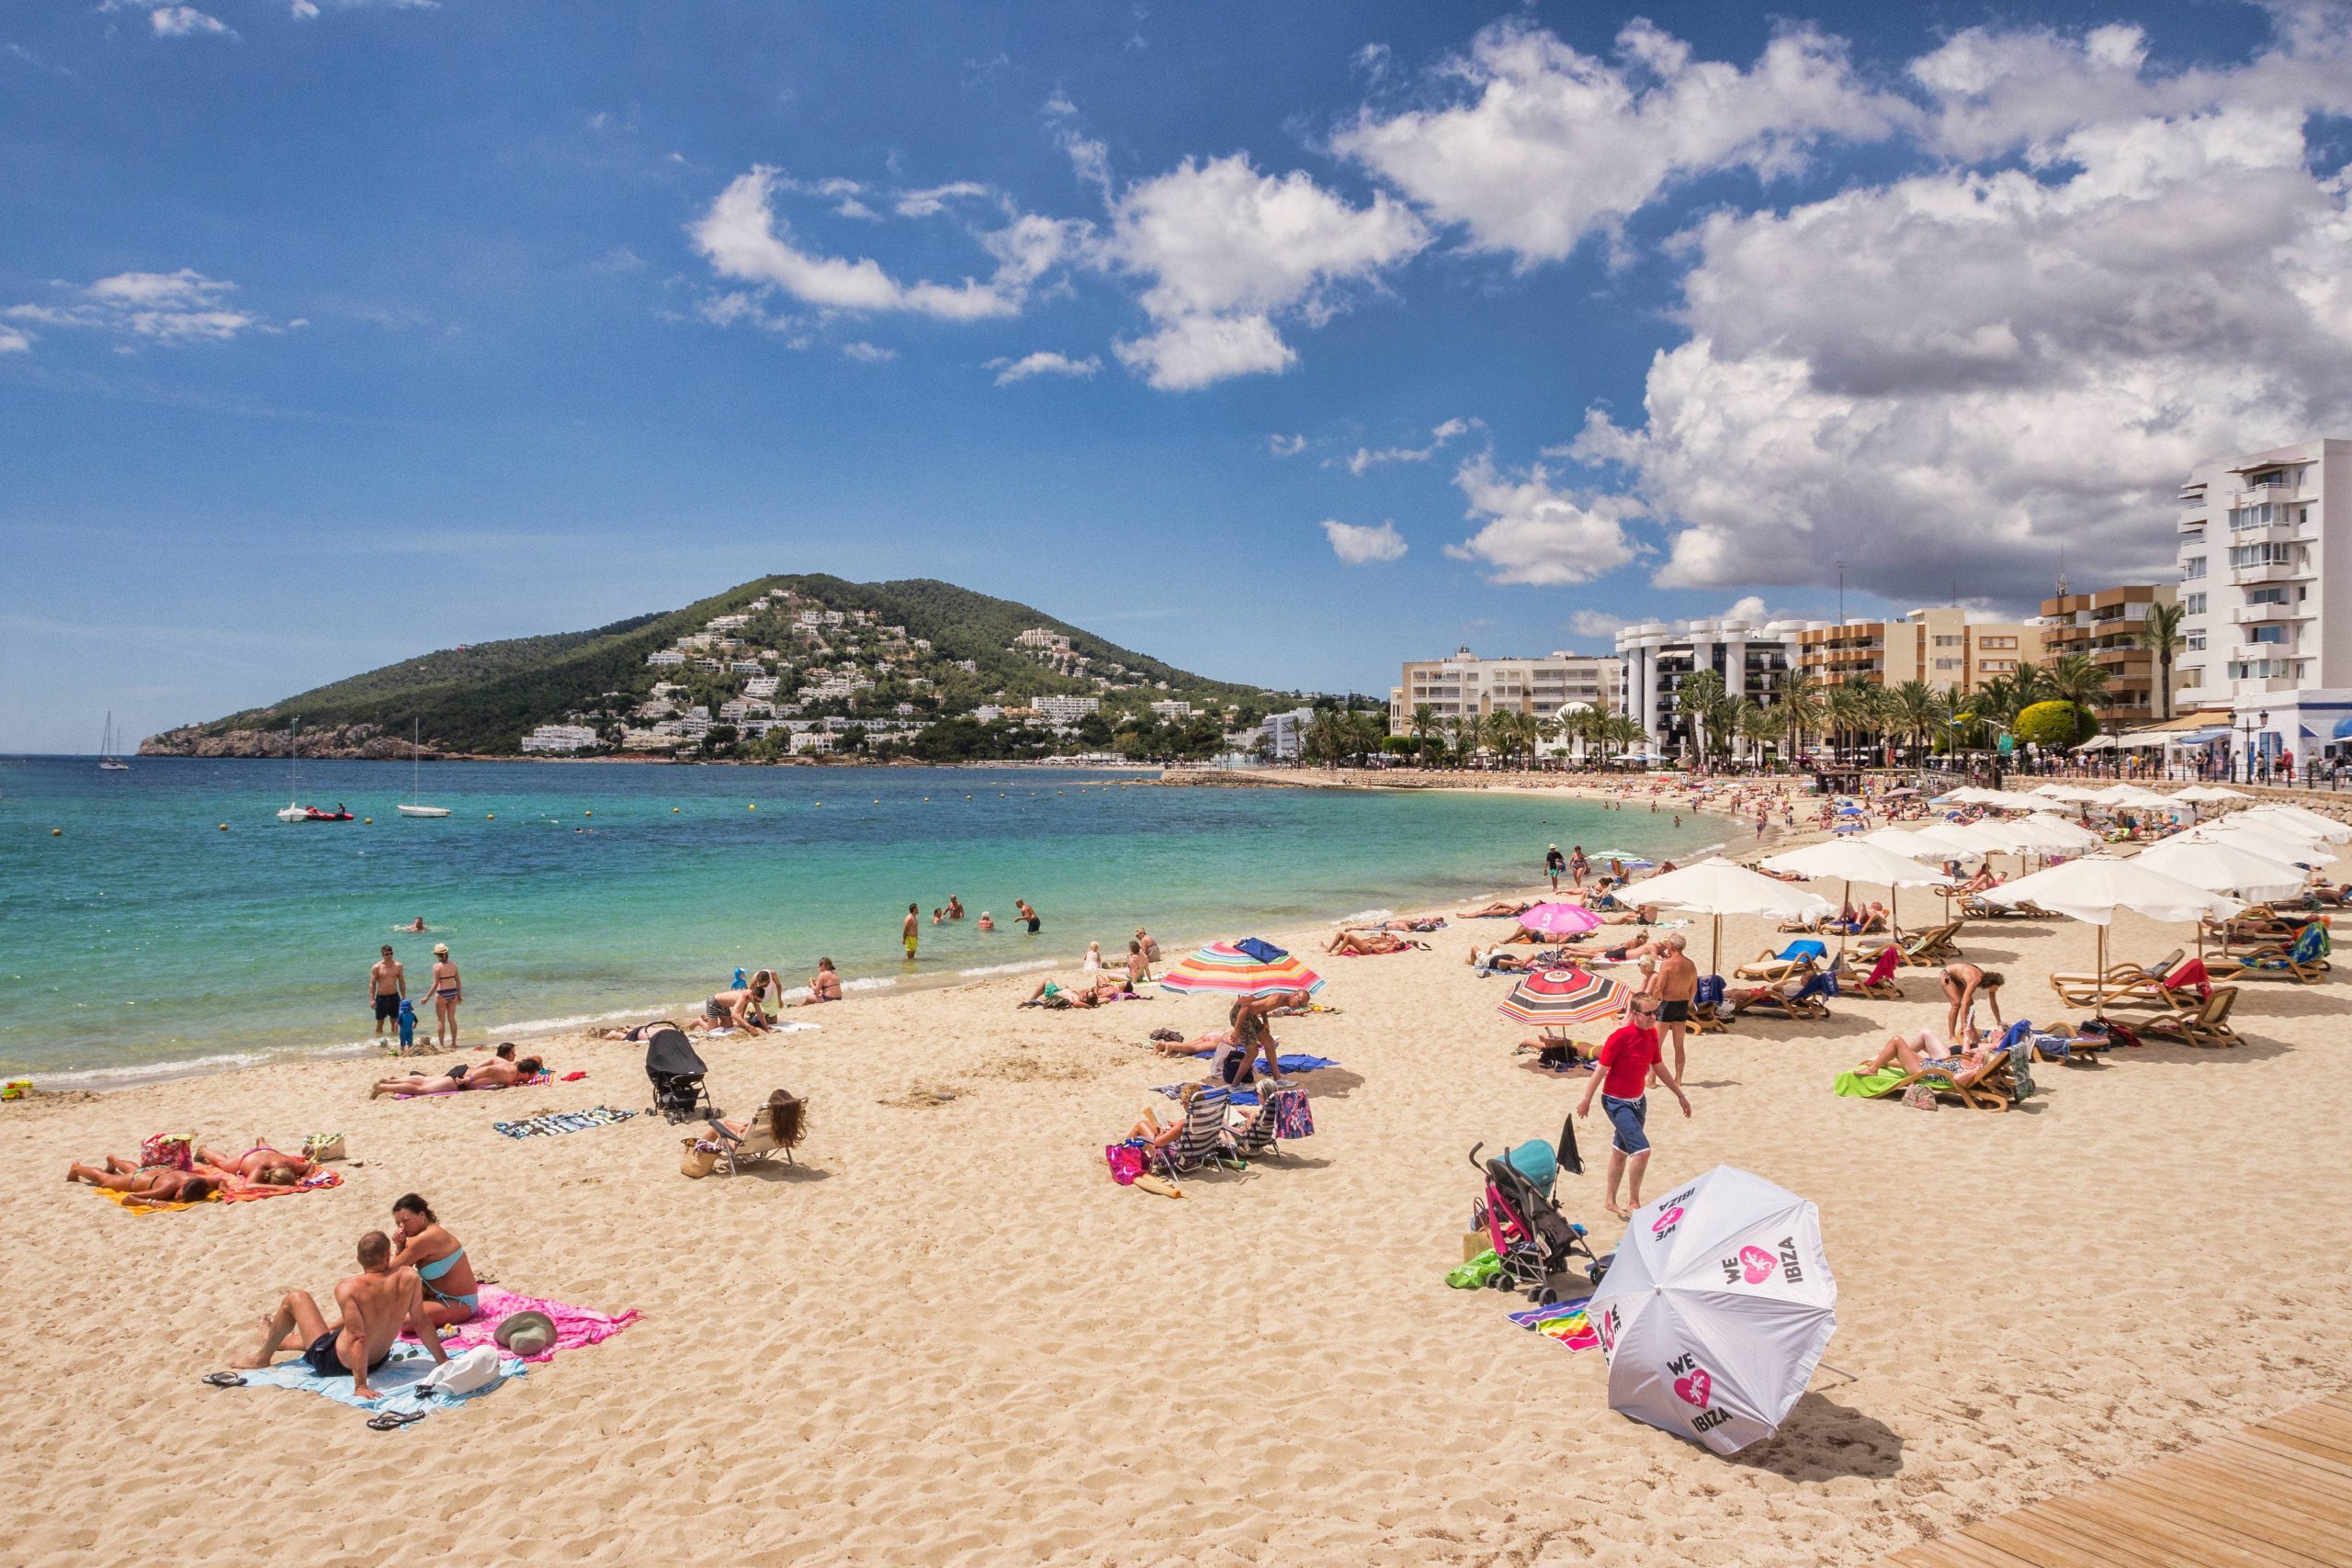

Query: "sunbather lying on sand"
left=1456, top=899, right=1534, bottom=919
left=1857, top=1028, right=1994, bottom=1079
left=1597, top=904, right=1659, bottom=926
left=1468, top=944, right=1536, bottom=972
left=66, top=1156, right=221, bottom=1203
left=594, top=1021, right=681, bottom=1041
left=369, top=1055, right=543, bottom=1098
left=1348, top=916, right=1447, bottom=933
left=1019, top=976, right=1131, bottom=1009
left=1324, top=930, right=1419, bottom=955
left=198, top=1144, right=318, bottom=1187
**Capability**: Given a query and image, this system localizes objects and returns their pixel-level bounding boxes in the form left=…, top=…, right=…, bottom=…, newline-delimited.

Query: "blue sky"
left=5, top=0, right=2348, bottom=751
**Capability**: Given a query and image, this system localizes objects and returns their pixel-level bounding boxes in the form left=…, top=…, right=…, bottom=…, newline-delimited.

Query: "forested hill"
left=141, top=574, right=1276, bottom=759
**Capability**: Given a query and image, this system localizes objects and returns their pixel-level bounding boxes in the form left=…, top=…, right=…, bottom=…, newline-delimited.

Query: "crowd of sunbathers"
left=66, top=1137, right=325, bottom=1203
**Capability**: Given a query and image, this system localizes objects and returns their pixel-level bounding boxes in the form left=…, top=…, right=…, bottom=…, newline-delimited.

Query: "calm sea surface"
left=0, top=758, right=1724, bottom=1085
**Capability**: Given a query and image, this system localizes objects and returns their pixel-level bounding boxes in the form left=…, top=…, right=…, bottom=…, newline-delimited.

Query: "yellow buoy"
left=487, top=813, right=495, bottom=819
left=363, top=818, right=373, bottom=824
left=748, top=803, right=756, bottom=810
left=219, top=823, right=228, bottom=831
left=585, top=810, right=592, bottom=817
left=52, top=827, right=62, bottom=836
left=673, top=807, right=680, bottom=813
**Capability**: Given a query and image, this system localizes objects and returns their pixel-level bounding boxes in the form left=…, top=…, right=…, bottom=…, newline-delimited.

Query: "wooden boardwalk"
left=1883, top=1391, right=2352, bottom=1568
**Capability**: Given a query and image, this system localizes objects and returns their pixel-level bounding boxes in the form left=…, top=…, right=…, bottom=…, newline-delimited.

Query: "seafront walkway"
left=1880, top=1390, right=2352, bottom=1567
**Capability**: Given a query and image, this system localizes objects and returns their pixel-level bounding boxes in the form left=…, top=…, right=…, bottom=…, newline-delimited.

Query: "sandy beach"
left=7, top=836, right=2352, bottom=1566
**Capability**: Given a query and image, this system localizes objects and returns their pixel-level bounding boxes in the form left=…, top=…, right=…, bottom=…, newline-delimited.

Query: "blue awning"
left=2333, top=717, right=2352, bottom=740
left=2169, top=728, right=2228, bottom=745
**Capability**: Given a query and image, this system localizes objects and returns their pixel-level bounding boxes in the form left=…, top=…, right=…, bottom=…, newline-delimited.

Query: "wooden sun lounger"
left=1732, top=949, right=1821, bottom=983
left=1855, top=1055, right=2016, bottom=1111
left=2207, top=941, right=2329, bottom=985
left=2139, top=986, right=2243, bottom=1047
left=1831, top=959, right=1902, bottom=999
left=2048, top=949, right=2184, bottom=1008
left=1894, top=922, right=1963, bottom=967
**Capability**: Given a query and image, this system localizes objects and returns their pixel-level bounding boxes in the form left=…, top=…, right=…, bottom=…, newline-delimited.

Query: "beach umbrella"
left=1758, top=840, right=1939, bottom=953
left=1517, top=902, right=1606, bottom=938
left=2137, top=839, right=2307, bottom=903
left=1623, top=857, right=1831, bottom=973
left=1977, top=856, right=2242, bottom=1014
left=1860, top=827, right=1972, bottom=864
left=2193, top=819, right=2339, bottom=867
left=2241, top=804, right=2352, bottom=844
left=1589, top=1164, right=1837, bottom=1456
left=2034, top=784, right=2103, bottom=805
left=2023, top=814, right=2100, bottom=850
left=2177, top=784, right=2252, bottom=804
left=1158, top=942, right=1325, bottom=998
left=1495, top=965, right=1634, bottom=1030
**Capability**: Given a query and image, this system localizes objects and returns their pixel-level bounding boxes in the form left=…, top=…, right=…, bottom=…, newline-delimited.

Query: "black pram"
left=644, top=1028, right=717, bottom=1122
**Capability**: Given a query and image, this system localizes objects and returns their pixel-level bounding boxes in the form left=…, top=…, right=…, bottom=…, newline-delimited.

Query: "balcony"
left=2178, top=512, right=2207, bottom=532
left=2232, top=601, right=2301, bottom=625
left=2231, top=561, right=2306, bottom=587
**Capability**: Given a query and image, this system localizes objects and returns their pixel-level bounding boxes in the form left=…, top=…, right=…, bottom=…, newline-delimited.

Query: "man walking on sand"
left=902, top=903, right=919, bottom=962
left=1576, top=995, right=1691, bottom=1220
left=1648, top=933, right=1699, bottom=1080
left=232, top=1230, right=446, bottom=1400
left=369, top=945, right=406, bottom=1042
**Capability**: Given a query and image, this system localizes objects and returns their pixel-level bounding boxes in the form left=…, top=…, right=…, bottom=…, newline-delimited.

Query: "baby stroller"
left=1468, top=1115, right=1608, bottom=1303
left=644, top=1028, right=717, bottom=1122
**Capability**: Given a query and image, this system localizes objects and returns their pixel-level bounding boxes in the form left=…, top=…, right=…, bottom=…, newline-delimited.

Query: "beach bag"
left=1901, top=1084, right=1939, bottom=1111
left=418, top=1345, right=504, bottom=1397
left=303, top=1134, right=346, bottom=1163
left=1271, top=1089, right=1315, bottom=1141
left=679, top=1138, right=718, bottom=1179
left=1104, top=1143, right=1146, bottom=1185
left=141, top=1134, right=193, bottom=1171
left=2005, top=1044, right=2036, bottom=1101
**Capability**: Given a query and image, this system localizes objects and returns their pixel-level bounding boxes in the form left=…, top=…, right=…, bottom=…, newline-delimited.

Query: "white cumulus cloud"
left=3, top=268, right=278, bottom=347
left=1266, top=433, right=1306, bottom=457
left=1335, top=18, right=1910, bottom=266
left=1103, top=153, right=1427, bottom=389
left=1566, top=609, right=1629, bottom=639
left=989, top=350, right=1101, bottom=385
left=1444, top=453, right=1642, bottom=586
left=1321, top=518, right=1408, bottom=564
left=1335, top=415, right=1475, bottom=475
left=841, top=340, right=896, bottom=363
left=151, top=6, right=234, bottom=37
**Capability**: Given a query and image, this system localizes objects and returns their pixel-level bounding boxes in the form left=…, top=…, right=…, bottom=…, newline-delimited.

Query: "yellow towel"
left=91, top=1186, right=217, bottom=1215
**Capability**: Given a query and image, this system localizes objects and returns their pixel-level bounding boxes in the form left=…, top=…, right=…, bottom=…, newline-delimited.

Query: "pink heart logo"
left=1650, top=1204, right=1685, bottom=1234
left=1674, top=1367, right=1713, bottom=1409
left=1740, top=1246, right=1776, bottom=1284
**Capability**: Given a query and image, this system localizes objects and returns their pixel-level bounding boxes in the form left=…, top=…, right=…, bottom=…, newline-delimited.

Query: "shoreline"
left=17, top=800, right=1765, bottom=1097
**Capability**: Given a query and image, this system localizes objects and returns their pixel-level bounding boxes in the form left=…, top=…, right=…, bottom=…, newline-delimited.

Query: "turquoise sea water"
left=0, top=758, right=1725, bottom=1085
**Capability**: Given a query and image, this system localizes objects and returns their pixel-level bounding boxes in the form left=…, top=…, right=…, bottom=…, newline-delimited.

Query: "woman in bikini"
left=369, top=1053, right=541, bottom=1098
left=423, top=943, right=461, bottom=1051
left=390, top=1192, right=480, bottom=1328
left=197, top=1142, right=316, bottom=1188
left=65, top=1156, right=220, bottom=1203
left=1939, top=963, right=2005, bottom=1041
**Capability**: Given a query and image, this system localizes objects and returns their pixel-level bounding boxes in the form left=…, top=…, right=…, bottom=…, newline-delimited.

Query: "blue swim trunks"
left=1601, top=1093, right=1649, bottom=1156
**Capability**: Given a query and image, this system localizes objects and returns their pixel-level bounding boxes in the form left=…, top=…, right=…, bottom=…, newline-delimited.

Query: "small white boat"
left=97, top=712, right=130, bottom=772
left=397, top=719, right=450, bottom=818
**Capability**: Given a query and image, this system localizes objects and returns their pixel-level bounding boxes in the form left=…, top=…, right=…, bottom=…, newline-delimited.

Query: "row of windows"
left=2228, top=542, right=2300, bottom=569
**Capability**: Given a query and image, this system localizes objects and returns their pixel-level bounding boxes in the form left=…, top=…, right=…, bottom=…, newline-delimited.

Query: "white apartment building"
left=1386, top=648, right=1617, bottom=735
left=519, top=723, right=600, bottom=753
left=1149, top=699, right=1193, bottom=720
left=2175, top=437, right=2352, bottom=770
left=1615, top=615, right=1813, bottom=757
left=646, top=649, right=684, bottom=668
left=1035, top=694, right=1101, bottom=725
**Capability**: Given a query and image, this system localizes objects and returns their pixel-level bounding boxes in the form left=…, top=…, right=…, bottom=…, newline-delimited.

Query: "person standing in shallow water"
left=902, top=903, right=919, bottom=962
left=1545, top=844, right=1566, bottom=891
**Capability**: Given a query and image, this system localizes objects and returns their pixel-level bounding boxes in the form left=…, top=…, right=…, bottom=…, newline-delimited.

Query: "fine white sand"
left=7, top=855, right=2352, bottom=1564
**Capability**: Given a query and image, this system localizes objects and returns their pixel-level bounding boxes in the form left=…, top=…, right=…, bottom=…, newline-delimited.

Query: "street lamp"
left=2237, top=708, right=2269, bottom=786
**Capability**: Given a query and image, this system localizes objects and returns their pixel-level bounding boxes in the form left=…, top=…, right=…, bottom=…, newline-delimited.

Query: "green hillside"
left=146, top=575, right=1277, bottom=758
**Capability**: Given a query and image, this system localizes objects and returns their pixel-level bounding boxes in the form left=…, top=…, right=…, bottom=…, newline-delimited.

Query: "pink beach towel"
left=408, top=1286, right=639, bottom=1363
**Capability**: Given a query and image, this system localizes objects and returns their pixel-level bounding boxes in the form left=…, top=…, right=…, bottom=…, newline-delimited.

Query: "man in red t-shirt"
left=1576, top=995, right=1692, bottom=1220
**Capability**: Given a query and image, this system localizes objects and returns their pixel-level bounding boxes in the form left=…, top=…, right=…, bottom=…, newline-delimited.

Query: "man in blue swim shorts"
left=1576, top=994, right=1692, bottom=1221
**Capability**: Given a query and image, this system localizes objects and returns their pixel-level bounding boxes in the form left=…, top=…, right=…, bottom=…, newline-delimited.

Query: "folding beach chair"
left=705, top=1089, right=808, bottom=1175
left=1151, top=1087, right=1240, bottom=1178
left=1894, top=922, right=1964, bottom=967
left=1835, top=944, right=1903, bottom=999
left=2209, top=923, right=2330, bottom=985
left=1228, top=1083, right=1307, bottom=1162
left=1688, top=974, right=1728, bottom=1035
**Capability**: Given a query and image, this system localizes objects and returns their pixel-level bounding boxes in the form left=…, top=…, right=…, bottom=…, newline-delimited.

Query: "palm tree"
left=1410, top=702, right=1439, bottom=763
left=2045, top=652, right=2112, bottom=748
left=1738, top=700, right=1783, bottom=769
left=1677, top=670, right=1726, bottom=761
left=1482, top=709, right=1518, bottom=768
left=1774, top=667, right=1823, bottom=767
left=1885, top=679, right=1944, bottom=767
left=2134, top=602, right=2188, bottom=722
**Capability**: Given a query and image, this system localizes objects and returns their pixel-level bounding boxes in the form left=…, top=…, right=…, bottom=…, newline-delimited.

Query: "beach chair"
left=2048, top=947, right=2186, bottom=1007
left=1731, top=971, right=1833, bottom=1021
left=1228, top=1084, right=1305, bottom=1162
left=2209, top=923, right=2330, bottom=985
left=2138, top=987, right=2242, bottom=1047
left=1834, top=945, right=1903, bottom=999
left=1688, top=974, right=1728, bottom=1035
left=1733, top=940, right=1826, bottom=982
left=1151, top=1088, right=1241, bottom=1178
left=1842, top=1052, right=2017, bottom=1111
left=705, top=1089, right=808, bottom=1175
left=1894, top=922, right=1964, bottom=967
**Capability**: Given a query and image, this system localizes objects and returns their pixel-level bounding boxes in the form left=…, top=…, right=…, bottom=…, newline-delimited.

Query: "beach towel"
left=92, top=1185, right=216, bottom=1215
left=1185, top=1051, right=1338, bottom=1072
left=492, top=1106, right=639, bottom=1139
left=2164, top=957, right=2212, bottom=998
left=1506, top=1297, right=1599, bottom=1350
left=1234, top=938, right=1288, bottom=963
left=237, top=1341, right=526, bottom=1416
left=224, top=1168, right=344, bottom=1203
left=404, top=1287, right=639, bottom=1364
left=1832, top=1065, right=1907, bottom=1099
left=393, top=1072, right=551, bottom=1100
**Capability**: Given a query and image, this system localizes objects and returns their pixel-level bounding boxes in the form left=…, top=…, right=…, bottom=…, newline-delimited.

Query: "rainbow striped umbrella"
left=1496, top=966, right=1634, bottom=1029
left=1518, top=902, right=1605, bottom=937
left=1159, top=941, right=1326, bottom=998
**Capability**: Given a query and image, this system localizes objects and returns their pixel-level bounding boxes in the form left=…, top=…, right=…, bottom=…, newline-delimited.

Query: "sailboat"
left=97, top=712, right=130, bottom=771
left=274, top=717, right=350, bottom=821
left=396, top=719, right=450, bottom=818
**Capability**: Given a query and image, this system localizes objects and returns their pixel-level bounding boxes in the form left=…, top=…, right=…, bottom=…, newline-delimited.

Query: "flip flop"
left=201, top=1371, right=247, bottom=1388
left=366, top=1408, right=429, bottom=1431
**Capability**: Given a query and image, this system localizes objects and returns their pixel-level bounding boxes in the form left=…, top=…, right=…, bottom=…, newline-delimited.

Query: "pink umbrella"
left=1516, top=902, right=1605, bottom=938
